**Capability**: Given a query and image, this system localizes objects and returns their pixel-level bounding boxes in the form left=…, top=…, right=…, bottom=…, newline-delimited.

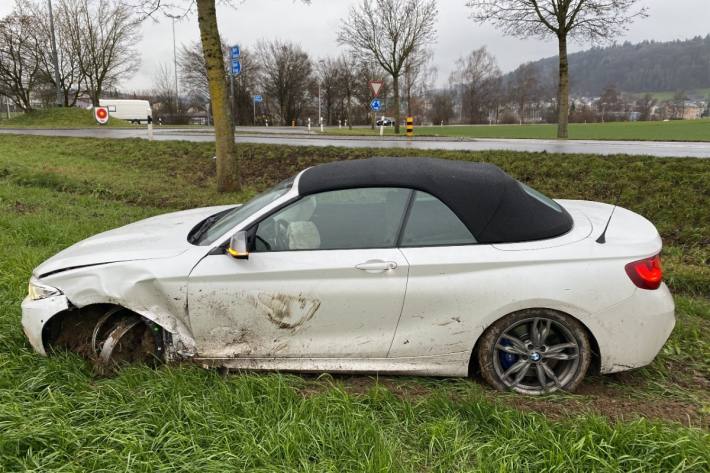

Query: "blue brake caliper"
left=499, top=338, right=518, bottom=370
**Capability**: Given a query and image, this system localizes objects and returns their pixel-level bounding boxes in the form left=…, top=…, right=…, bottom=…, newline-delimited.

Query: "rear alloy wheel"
left=477, top=310, right=591, bottom=395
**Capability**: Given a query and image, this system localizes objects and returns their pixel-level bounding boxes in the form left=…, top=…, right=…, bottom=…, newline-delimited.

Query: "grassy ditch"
left=0, top=135, right=708, bottom=471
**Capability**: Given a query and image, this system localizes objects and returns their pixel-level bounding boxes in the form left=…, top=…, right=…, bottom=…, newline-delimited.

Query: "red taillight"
left=625, top=255, right=663, bottom=290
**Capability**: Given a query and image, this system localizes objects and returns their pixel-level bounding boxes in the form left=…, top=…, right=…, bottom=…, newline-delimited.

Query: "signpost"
left=230, top=45, right=241, bottom=124
left=94, top=106, right=109, bottom=125
left=368, top=80, right=384, bottom=129
left=253, top=95, right=263, bottom=125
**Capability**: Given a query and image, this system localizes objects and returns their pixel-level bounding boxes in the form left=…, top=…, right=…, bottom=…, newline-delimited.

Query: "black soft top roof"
left=298, top=157, right=572, bottom=244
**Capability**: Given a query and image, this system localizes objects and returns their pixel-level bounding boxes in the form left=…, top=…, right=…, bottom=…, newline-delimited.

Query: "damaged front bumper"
left=21, top=295, right=70, bottom=356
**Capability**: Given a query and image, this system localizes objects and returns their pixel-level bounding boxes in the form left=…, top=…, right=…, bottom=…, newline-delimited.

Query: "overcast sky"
left=2, top=0, right=709, bottom=91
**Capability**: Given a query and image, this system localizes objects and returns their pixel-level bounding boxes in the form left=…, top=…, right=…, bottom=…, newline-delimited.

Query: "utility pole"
left=165, top=14, right=180, bottom=115
left=47, top=0, right=62, bottom=106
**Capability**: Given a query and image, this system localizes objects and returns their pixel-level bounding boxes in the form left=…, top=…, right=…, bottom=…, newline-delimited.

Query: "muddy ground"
left=294, top=371, right=710, bottom=429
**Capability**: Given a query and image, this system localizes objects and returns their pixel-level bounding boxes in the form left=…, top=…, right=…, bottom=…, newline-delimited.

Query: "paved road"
left=1, top=127, right=708, bottom=158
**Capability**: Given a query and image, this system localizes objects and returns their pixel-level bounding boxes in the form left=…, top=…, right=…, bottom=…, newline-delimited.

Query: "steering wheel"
left=275, top=219, right=290, bottom=250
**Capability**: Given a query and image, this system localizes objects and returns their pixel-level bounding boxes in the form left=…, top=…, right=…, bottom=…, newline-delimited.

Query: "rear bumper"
left=21, top=295, right=70, bottom=356
left=590, top=283, right=675, bottom=374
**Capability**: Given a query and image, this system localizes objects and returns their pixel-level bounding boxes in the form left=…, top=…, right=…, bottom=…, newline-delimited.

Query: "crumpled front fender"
left=38, top=258, right=200, bottom=358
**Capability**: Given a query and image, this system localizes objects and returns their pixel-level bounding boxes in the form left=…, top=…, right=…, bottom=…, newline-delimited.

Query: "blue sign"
left=231, top=59, right=241, bottom=75
left=370, top=99, right=382, bottom=112
left=254, top=95, right=263, bottom=103
left=230, top=45, right=240, bottom=59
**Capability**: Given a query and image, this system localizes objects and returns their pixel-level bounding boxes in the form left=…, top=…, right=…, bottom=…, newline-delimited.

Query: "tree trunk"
left=406, top=73, right=412, bottom=117
left=196, top=0, right=239, bottom=192
left=347, top=95, right=352, bottom=129
left=393, top=74, right=400, bottom=134
left=557, top=34, right=569, bottom=139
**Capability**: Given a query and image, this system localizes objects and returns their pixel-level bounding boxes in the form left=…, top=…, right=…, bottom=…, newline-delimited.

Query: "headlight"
left=28, top=277, right=62, bottom=301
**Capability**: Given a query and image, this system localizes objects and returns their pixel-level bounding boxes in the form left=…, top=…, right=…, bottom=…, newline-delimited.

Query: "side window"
left=400, top=191, right=476, bottom=247
left=255, top=188, right=411, bottom=251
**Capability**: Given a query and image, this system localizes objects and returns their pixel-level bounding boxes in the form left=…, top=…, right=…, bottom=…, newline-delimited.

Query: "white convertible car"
left=22, top=157, right=674, bottom=394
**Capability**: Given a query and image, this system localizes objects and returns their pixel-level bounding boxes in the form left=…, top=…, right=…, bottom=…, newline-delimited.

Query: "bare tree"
left=450, top=47, right=501, bottom=124
left=257, top=40, right=313, bottom=126
left=178, top=41, right=210, bottom=105
left=429, top=89, right=454, bottom=125
left=401, top=47, right=434, bottom=119
left=230, top=49, right=260, bottom=126
left=670, top=90, right=688, bottom=120
left=466, top=0, right=647, bottom=138
left=317, top=58, right=340, bottom=126
left=131, top=1, right=311, bottom=192
left=508, top=63, right=540, bottom=124
left=335, top=54, right=358, bottom=129
left=28, top=0, right=84, bottom=107
left=0, top=8, right=42, bottom=111
left=152, top=62, right=178, bottom=119
left=338, top=0, right=438, bottom=134
left=178, top=40, right=260, bottom=125
left=637, top=93, right=656, bottom=121
left=63, top=0, right=140, bottom=106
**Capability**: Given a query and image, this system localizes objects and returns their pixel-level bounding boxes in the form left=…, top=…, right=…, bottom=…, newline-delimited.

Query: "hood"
left=35, top=205, right=235, bottom=277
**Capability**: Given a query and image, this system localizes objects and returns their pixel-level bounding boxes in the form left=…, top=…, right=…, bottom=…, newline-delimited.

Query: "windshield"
left=193, top=177, right=295, bottom=245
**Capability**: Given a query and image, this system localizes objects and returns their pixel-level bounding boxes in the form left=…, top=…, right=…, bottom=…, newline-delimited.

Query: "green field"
left=0, top=135, right=708, bottom=471
left=629, top=88, right=710, bottom=102
left=0, top=107, right=132, bottom=129
left=327, top=119, right=710, bottom=142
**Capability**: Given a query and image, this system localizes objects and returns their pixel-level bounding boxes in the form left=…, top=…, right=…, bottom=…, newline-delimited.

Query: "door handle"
left=355, top=260, right=398, bottom=273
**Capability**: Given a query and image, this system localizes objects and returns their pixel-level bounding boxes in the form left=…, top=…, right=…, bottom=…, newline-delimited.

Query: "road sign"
left=94, top=106, right=109, bottom=125
left=254, top=95, right=263, bottom=103
left=369, top=80, right=384, bottom=97
left=231, top=59, right=241, bottom=75
left=370, top=99, right=382, bottom=112
left=230, top=45, right=240, bottom=59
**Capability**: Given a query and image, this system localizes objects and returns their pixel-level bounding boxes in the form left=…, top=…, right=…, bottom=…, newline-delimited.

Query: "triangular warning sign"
left=369, top=80, right=384, bottom=97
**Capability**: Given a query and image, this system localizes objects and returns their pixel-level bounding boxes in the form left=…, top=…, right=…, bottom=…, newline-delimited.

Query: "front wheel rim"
left=492, top=317, right=581, bottom=394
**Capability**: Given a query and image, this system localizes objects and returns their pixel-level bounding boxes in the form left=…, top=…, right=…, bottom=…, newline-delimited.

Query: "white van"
left=98, top=99, right=152, bottom=124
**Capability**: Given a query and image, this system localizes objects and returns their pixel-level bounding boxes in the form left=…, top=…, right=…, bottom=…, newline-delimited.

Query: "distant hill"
left=511, top=36, right=710, bottom=97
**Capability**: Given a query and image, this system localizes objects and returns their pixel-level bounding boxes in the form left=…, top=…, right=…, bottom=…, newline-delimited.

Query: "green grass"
left=0, top=107, right=132, bottom=129
left=326, top=119, right=710, bottom=142
left=629, top=88, right=710, bottom=102
left=0, top=135, right=708, bottom=471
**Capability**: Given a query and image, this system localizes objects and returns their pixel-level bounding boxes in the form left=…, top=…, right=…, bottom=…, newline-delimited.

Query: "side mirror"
left=227, top=231, right=249, bottom=259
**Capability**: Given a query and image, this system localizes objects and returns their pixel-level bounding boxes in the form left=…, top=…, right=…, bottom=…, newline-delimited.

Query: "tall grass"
left=0, top=135, right=708, bottom=471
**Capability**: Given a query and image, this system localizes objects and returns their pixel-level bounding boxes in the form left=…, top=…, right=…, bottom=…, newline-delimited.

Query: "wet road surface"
left=1, top=127, right=708, bottom=158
